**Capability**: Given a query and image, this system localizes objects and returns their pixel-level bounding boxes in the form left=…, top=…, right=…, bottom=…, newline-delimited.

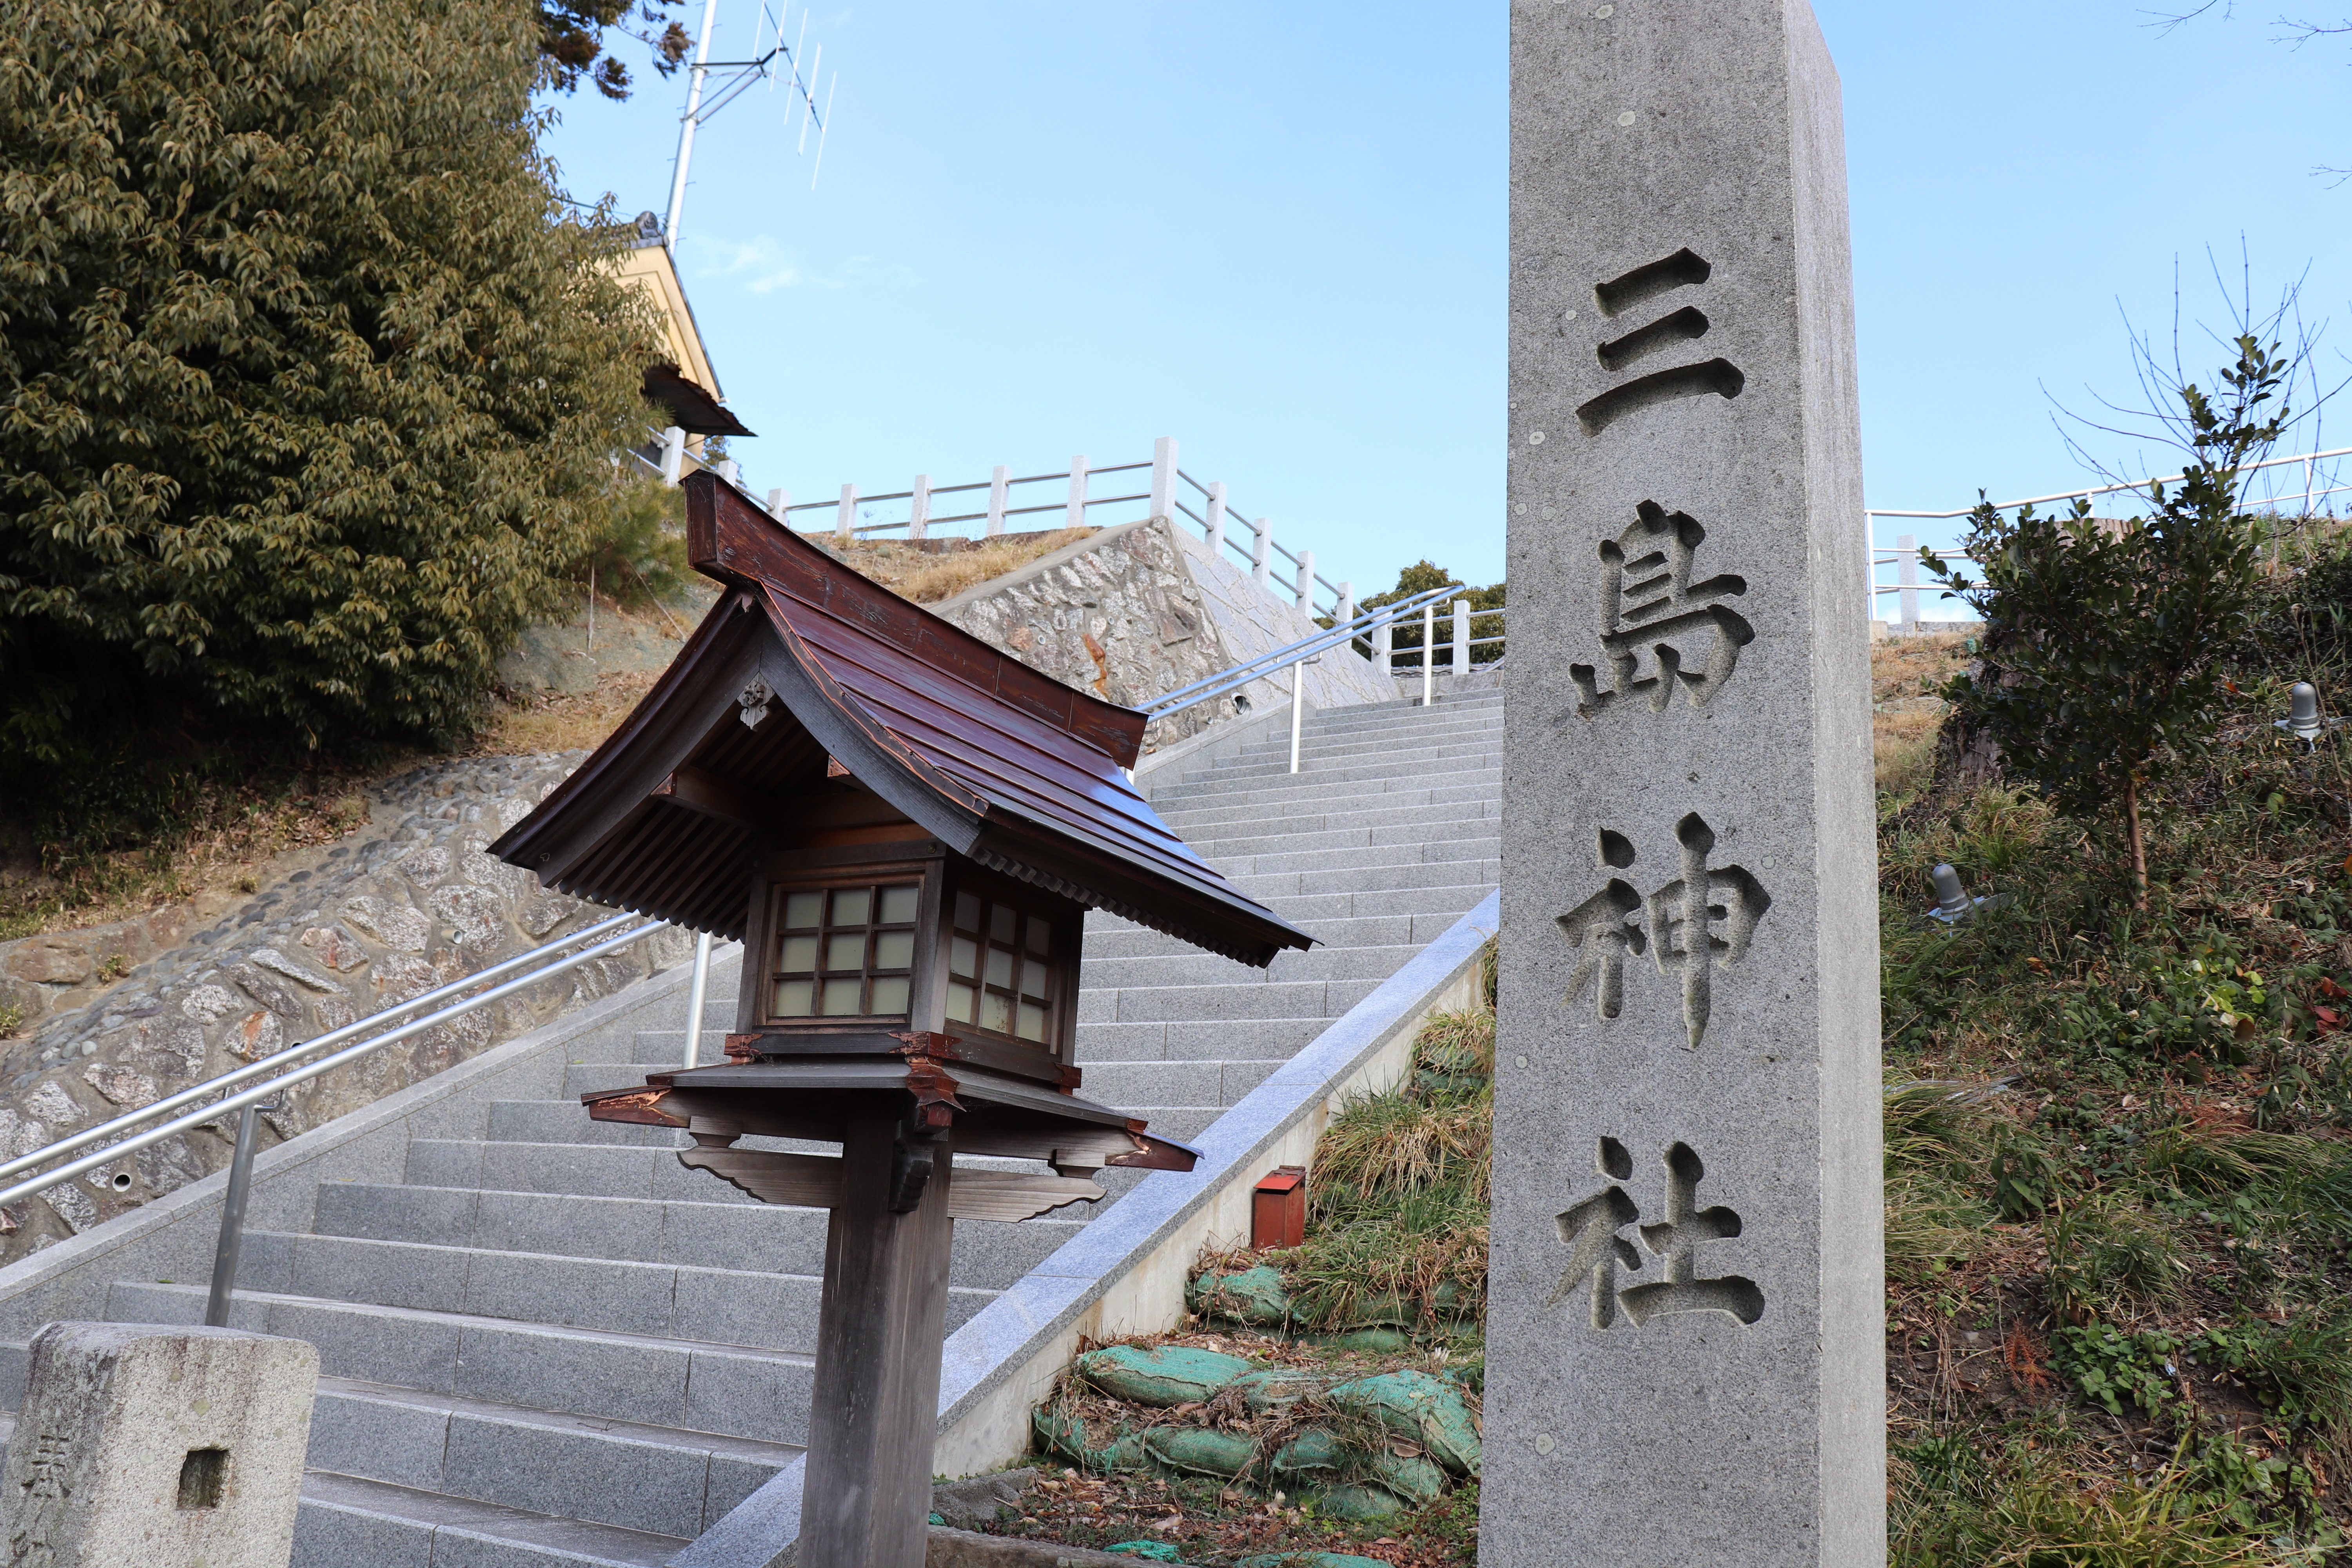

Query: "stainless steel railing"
left=0, top=911, right=664, bottom=1324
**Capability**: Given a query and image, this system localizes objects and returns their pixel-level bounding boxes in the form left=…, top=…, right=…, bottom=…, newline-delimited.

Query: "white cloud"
left=697, top=236, right=916, bottom=295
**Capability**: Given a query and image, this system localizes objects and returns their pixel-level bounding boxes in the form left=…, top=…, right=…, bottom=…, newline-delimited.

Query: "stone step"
left=304, top=1180, right=1081, bottom=1290
left=298, top=1468, right=684, bottom=1568
left=1225, top=856, right=1502, bottom=900
left=1159, top=773, right=1499, bottom=816
left=1076, top=1016, right=1327, bottom=1064
left=1080, top=940, right=1423, bottom=992
left=1080, top=911, right=1415, bottom=960
left=1078, top=978, right=1334, bottom=1025
left=307, top=1375, right=799, bottom=1541
left=1156, top=787, right=1499, bottom=833
left=1076, top=1058, right=1281, bottom=1108
left=1200, top=835, right=1498, bottom=880
left=1183, top=817, right=1501, bottom=860
left=1183, top=754, right=1503, bottom=793
left=105, top=1281, right=819, bottom=1446
left=487, top=1099, right=690, bottom=1148
left=211, top=1227, right=856, bottom=1350
left=1205, top=729, right=1507, bottom=775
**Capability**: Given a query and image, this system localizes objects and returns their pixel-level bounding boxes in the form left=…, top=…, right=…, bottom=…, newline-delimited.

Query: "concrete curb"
left=673, top=892, right=1500, bottom=1568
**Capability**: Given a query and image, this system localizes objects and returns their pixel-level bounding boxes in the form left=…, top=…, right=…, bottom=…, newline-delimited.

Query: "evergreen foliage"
left=1922, top=338, right=2285, bottom=905
left=0, top=0, right=656, bottom=835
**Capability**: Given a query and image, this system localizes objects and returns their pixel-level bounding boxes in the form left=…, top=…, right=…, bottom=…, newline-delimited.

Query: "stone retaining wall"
left=0, top=756, right=681, bottom=1264
left=935, top=518, right=1392, bottom=755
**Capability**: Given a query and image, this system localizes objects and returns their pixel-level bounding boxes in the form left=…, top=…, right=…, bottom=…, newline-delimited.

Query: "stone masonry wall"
left=0, top=756, right=682, bottom=1265
left=935, top=517, right=1392, bottom=756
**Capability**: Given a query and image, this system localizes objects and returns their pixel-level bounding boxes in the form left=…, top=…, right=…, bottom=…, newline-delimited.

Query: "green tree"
left=1360, top=561, right=1507, bottom=666
left=0, top=0, right=656, bottom=835
left=539, top=0, right=688, bottom=101
left=1923, top=337, right=2285, bottom=908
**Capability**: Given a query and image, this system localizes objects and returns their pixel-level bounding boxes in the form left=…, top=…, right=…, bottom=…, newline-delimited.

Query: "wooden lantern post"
left=491, top=472, right=1310, bottom=1568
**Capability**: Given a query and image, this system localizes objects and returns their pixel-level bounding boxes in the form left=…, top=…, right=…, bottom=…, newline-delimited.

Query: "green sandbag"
left=1327, top=1371, right=1482, bottom=1476
left=1144, top=1426, right=1258, bottom=1478
left=1076, top=1345, right=1255, bottom=1407
left=1232, top=1368, right=1319, bottom=1413
left=1312, top=1328, right=1411, bottom=1354
left=1316, top=1484, right=1402, bottom=1521
left=1187, top=1265, right=1294, bottom=1327
left=1341, top=1292, right=1414, bottom=1329
left=1269, top=1427, right=1345, bottom=1475
left=1369, top=1450, right=1447, bottom=1506
left=1105, top=1543, right=1183, bottom=1561
left=1239, top=1551, right=1398, bottom=1566
left=1031, top=1408, right=1151, bottom=1474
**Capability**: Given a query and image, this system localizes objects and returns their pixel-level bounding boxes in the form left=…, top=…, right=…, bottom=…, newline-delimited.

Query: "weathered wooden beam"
left=801, top=1105, right=957, bottom=1568
left=650, top=763, right=775, bottom=834
left=677, top=1146, right=1102, bottom=1221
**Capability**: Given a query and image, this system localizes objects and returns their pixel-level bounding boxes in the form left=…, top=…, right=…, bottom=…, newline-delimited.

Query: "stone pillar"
left=1488, top=3, right=1882, bottom=1566
left=0, top=1322, right=318, bottom=1568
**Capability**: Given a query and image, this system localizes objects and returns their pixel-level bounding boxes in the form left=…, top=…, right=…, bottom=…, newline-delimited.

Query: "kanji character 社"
left=1619, top=1142, right=1765, bottom=1327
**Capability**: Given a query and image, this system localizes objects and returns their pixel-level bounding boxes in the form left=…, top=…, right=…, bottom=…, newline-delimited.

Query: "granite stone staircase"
left=39, top=692, right=1504, bottom=1566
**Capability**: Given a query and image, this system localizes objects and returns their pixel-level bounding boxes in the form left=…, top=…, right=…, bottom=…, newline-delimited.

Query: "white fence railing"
left=742, top=439, right=1357, bottom=624
left=1867, top=443, right=2349, bottom=630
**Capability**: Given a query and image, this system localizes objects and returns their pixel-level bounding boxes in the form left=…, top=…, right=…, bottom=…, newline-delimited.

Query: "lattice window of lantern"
left=944, top=889, right=1059, bottom=1045
left=768, top=882, right=922, bottom=1022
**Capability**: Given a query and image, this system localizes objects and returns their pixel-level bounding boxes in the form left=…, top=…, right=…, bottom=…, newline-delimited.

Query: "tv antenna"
left=661, top=0, right=835, bottom=255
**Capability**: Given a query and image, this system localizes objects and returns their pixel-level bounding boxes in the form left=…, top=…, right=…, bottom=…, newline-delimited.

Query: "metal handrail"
left=1141, top=585, right=1459, bottom=719
left=0, top=913, right=660, bottom=1212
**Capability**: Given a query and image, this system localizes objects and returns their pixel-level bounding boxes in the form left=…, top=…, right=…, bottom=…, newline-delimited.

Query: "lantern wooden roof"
left=489, top=472, right=1312, bottom=967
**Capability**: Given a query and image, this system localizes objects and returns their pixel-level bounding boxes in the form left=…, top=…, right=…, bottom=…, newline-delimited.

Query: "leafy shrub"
left=0, top=0, right=655, bottom=837
left=2050, top=1323, right=2181, bottom=1417
left=571, top=477, right=691, bottom=609
left=2199, top=1312, right=2352, bottom=1440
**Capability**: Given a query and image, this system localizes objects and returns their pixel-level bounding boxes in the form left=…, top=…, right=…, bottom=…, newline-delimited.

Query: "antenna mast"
left=661, top=0, right=722, bottom=254
left=659, top=0, right=835, bottom=254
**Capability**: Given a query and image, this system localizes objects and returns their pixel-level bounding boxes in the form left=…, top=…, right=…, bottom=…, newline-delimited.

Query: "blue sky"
left=537, top=1, right=2350, bottom=615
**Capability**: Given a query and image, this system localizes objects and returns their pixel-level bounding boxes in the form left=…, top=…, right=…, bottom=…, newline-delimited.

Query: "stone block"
left=1488, top=2, right=1884, bottom=1564
left=0, top=1321, right=317, bottom=1568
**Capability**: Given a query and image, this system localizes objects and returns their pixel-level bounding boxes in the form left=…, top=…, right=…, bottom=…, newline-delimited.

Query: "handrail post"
left=660, top=426, right=686, bottom=486
left=986, top=466, right=1009, bottom=537
left=1290, top=660, right=1306, bottom=775
left=1421, top=603, right=1435, bottom=707
left=1374, top=618, right=1392, bottom=675
left=1896, top=533, right=1919, bottom=635
left=1149, top=437, right=1177, bottom=519
left=1336, top=582, right=1354, bottom=626
left=205, top=1100, right=277, bottom=1328
left=1452, top=599, right=1471, bottom=676
left=1204, top=482, right=1227, bottom=556
left=684, top=929, right=715, bottom=1071
left=910, top=475, right=931, bottom=541
left=1066, top=456, right=1089, bottom=531
left=1295, top=548, right=1315, bottom=613
left=1251, top=519, right=1270, bottom=588
left=767, top=486, right=790, bottom=521
left=836, top=482, right=857, bottom=546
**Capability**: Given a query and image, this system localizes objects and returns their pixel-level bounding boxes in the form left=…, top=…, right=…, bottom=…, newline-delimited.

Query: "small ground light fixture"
left=1926, top=863, right=2006, bottom=926
left=2275, top=682, right=2343, bottom=749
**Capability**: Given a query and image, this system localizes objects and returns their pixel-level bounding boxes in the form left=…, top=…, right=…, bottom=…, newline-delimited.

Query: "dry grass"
left=806, top=528, right=1096, bottom=604
left=467, top=671, right=663, bottom=759
left=0, top=781, right=377, bottom=944
left=1872, top=633, right=1973, bottom=797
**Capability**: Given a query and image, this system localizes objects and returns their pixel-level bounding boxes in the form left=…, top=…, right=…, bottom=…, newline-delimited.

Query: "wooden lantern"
left=490, top=472, right=1310, bottom=1568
